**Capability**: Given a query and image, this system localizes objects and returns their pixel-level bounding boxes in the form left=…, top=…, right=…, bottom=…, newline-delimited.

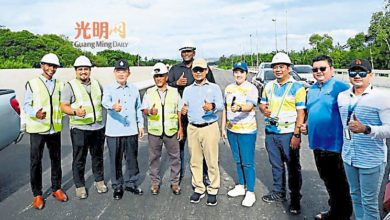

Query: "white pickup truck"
left=0, top=89, right=22, bottom=150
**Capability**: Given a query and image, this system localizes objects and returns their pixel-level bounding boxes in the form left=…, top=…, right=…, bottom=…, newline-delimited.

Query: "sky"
left=0, top=0, right=386, bottom=60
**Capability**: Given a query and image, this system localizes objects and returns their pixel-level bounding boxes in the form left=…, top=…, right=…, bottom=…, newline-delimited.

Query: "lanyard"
left=269, top=82, right=293, bottom=118
left=346, top=94, right=366, bottom=124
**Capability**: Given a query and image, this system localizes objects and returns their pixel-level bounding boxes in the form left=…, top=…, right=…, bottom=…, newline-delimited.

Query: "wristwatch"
left=293, top=133, right=301, bottom=138
left=364, top=125, right=371, bottom=134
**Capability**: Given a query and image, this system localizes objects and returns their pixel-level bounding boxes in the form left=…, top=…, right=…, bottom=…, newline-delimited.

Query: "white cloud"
left=0, top=0, right=384, bottom=59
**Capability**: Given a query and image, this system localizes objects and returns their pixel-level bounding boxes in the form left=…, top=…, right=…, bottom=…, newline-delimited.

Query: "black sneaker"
left=190, top=192, right=205, bottom=203
left=206, top=194, right=217, bottom=206
left=289, top=198, right=301, bottom=215
left=262, top=191, right=286, bottom=203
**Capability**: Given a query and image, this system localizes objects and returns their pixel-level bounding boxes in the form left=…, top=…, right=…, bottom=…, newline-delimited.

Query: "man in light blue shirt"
left=102, top=59, right=144, bottom=200
left=338, top=59, right=390, bottom=220
left=180, top=58, right=223, bottom=206
left=23, top=53, right=68, bottom=209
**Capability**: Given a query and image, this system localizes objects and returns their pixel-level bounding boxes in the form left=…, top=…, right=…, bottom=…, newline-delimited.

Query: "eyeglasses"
left=181, top=50, right=193, bottom=54
left=349, top=71, right=368, bottom=78
left=153, top=74, right=166, bottom=78
left=193, top=67, right=206, bottom=73
left=312, top=67, right=327, bottom=72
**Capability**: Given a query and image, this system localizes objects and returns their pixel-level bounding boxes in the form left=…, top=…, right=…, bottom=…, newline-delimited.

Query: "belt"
left=190, top=121, right=216, bottom=128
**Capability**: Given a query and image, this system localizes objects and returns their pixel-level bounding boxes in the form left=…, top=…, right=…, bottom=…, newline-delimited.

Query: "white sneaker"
left=227, top=185, right=246, bottom=197
left=242, top=191, right=256, bottom=207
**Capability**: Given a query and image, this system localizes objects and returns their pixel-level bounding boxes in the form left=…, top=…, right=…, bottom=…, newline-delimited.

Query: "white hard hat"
left=40, top=53, right=60, bottom=66
left=74, top=56, right=92, bottom=67
left=179, top=40, right=196, bottom=51
left=271, top=52, right=292, bottom=67
left=151, top=62, right=169, bottom=76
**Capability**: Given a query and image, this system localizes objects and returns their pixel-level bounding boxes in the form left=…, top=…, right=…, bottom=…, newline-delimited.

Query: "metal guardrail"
left=247, top=67, right=390, bottom=88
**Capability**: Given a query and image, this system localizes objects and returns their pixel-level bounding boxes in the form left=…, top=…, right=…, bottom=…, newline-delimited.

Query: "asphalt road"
left=0, top=68, right=389, bottom=220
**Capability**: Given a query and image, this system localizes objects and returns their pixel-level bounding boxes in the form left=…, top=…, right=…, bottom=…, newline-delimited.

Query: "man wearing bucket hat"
left=61, top=55, right=107, bottom=199
left=168, top=40, right=215, bottom=184
left=23, top=53, right=67, bottom=209
left=259, top=52, right=306, bottom=215
left=337, top=59, right=390, bottom=220
left=141, top=62, right=183, bottom=195
left=180, top=58, right=223, bottom=206
left=102, top=58, right=144, bottom=200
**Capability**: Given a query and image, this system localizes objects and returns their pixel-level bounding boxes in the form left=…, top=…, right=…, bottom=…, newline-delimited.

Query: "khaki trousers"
left=187, top=122, right=220, bottom=195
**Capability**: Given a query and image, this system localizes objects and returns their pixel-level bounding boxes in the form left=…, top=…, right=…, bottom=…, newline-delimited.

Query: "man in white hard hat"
left=102, top=58, right=145, bottom=200
left=259, top=52, right=306, bottom=215
left=23, top=53, right=68, bottom=209
left=167, top=40, right=215, bottom=185
left=141, top=62, right=183, bottom=195
left=61, top=55, right=107, bottom=199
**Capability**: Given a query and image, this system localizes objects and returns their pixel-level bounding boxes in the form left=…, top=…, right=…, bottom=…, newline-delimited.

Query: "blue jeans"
left=227, top=130, right=256, bottom=192
left=344, top=162, right=386, bottom=220
left=265, top=132, right=302, bottom=200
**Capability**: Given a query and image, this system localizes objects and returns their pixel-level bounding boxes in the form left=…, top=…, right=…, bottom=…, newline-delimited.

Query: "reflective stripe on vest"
left=146, top=86, right=179, bottom=136
left=26, top=78, right=63, bottom=133
left=68, top=78, right=103, bottom=125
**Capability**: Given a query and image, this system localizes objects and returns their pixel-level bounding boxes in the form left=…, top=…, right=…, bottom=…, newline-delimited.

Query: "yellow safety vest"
left=146, top=86, right=180, bottom=136
left=68, top=78, right=103, bottom=125
left=26, top=78, right=63, bottom=133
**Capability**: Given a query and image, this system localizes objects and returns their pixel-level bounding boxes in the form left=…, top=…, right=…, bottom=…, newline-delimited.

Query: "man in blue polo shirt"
left=180, top=58, right=223, bottom=206
left=301, top=55, right=352, bottom=220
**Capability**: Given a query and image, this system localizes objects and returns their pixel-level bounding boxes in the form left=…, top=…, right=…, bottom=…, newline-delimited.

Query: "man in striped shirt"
left=338, top=59, right=390, bottom=220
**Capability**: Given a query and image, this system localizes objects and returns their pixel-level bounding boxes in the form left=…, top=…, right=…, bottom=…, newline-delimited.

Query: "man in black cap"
left=102, top=59, right=145, bottom=200
left=167, top=40, right=215, bottom=184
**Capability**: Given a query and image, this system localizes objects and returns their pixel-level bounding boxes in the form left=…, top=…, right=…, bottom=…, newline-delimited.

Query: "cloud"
left=0, top=0, right=384, bottom=59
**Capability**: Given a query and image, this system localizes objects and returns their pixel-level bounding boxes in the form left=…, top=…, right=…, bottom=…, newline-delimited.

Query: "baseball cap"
left=233, top=62, right=248, bottom=72
left=114, top=59, right=130, bottom=70
left=348, top=59, right=372, bottom=72
left=192, top=58, right=207, bottom=70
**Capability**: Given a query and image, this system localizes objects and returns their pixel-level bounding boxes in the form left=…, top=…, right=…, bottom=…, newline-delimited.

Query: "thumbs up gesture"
left=181, top=103, right=188, bottom=115
left=202, top=99, right=213, bottom=111
left=76, top=105, right=86, bottom=117
left=113, top=99, right=122, bottom=112
left=348, top=114, right=365, bottom=133
left=177, top=72, right=187, bottom=86
left=36, top=108, right=47, bottom=119
left=149, top=103, right=158, bottom=115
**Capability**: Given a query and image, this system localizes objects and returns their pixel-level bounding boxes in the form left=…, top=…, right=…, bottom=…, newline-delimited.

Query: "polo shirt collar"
left=348, top=84, right=373, bottom=96
left=115, top=81, right=128, bottom=89
left=193, top=79, right=210, bottom=86
left=40, top=74, right=55, bottom=83
left=272, top=76, right=294, bottom=86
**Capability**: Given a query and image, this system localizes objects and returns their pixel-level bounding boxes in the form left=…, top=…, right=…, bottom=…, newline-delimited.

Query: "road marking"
left=96, top=202, right=111, bottom=219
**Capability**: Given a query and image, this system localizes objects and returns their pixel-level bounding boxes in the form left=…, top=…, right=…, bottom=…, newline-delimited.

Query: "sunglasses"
left=349, top=71, right=368, bottom=78
left=312, top=66, right=327, bottom=72
left=153, top=74, right=166, bottom=78
left=193, top=67, right=206, bottom=73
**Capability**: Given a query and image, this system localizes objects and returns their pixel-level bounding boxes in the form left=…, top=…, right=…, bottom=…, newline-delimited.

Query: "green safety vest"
left=68, top=78, right=103, bottom=125
left=26, top=77, right=64, bottom=133
left=146, top=86, right=180, bottom=136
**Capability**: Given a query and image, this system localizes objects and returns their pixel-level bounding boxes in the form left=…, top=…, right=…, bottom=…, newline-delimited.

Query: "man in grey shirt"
left=60, top=56, right=107, bottom=199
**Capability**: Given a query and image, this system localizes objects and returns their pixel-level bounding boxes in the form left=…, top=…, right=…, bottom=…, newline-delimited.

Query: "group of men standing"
left=23, top=42, right=390, bottom=219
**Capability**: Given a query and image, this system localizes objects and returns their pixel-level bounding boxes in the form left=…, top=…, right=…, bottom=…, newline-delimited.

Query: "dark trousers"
left=70, top=128, right=105, bottom=188
left=30, top=133, right=62, bottom=196
left=148, top=134, right=180, bottom=185
left=265, top=133, right=302, bottom=202
left=106, top=135, right=139, bottom=190
left=314, top=149, right=353, bottom=219
left=179, top=115, right=208, bottom=180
